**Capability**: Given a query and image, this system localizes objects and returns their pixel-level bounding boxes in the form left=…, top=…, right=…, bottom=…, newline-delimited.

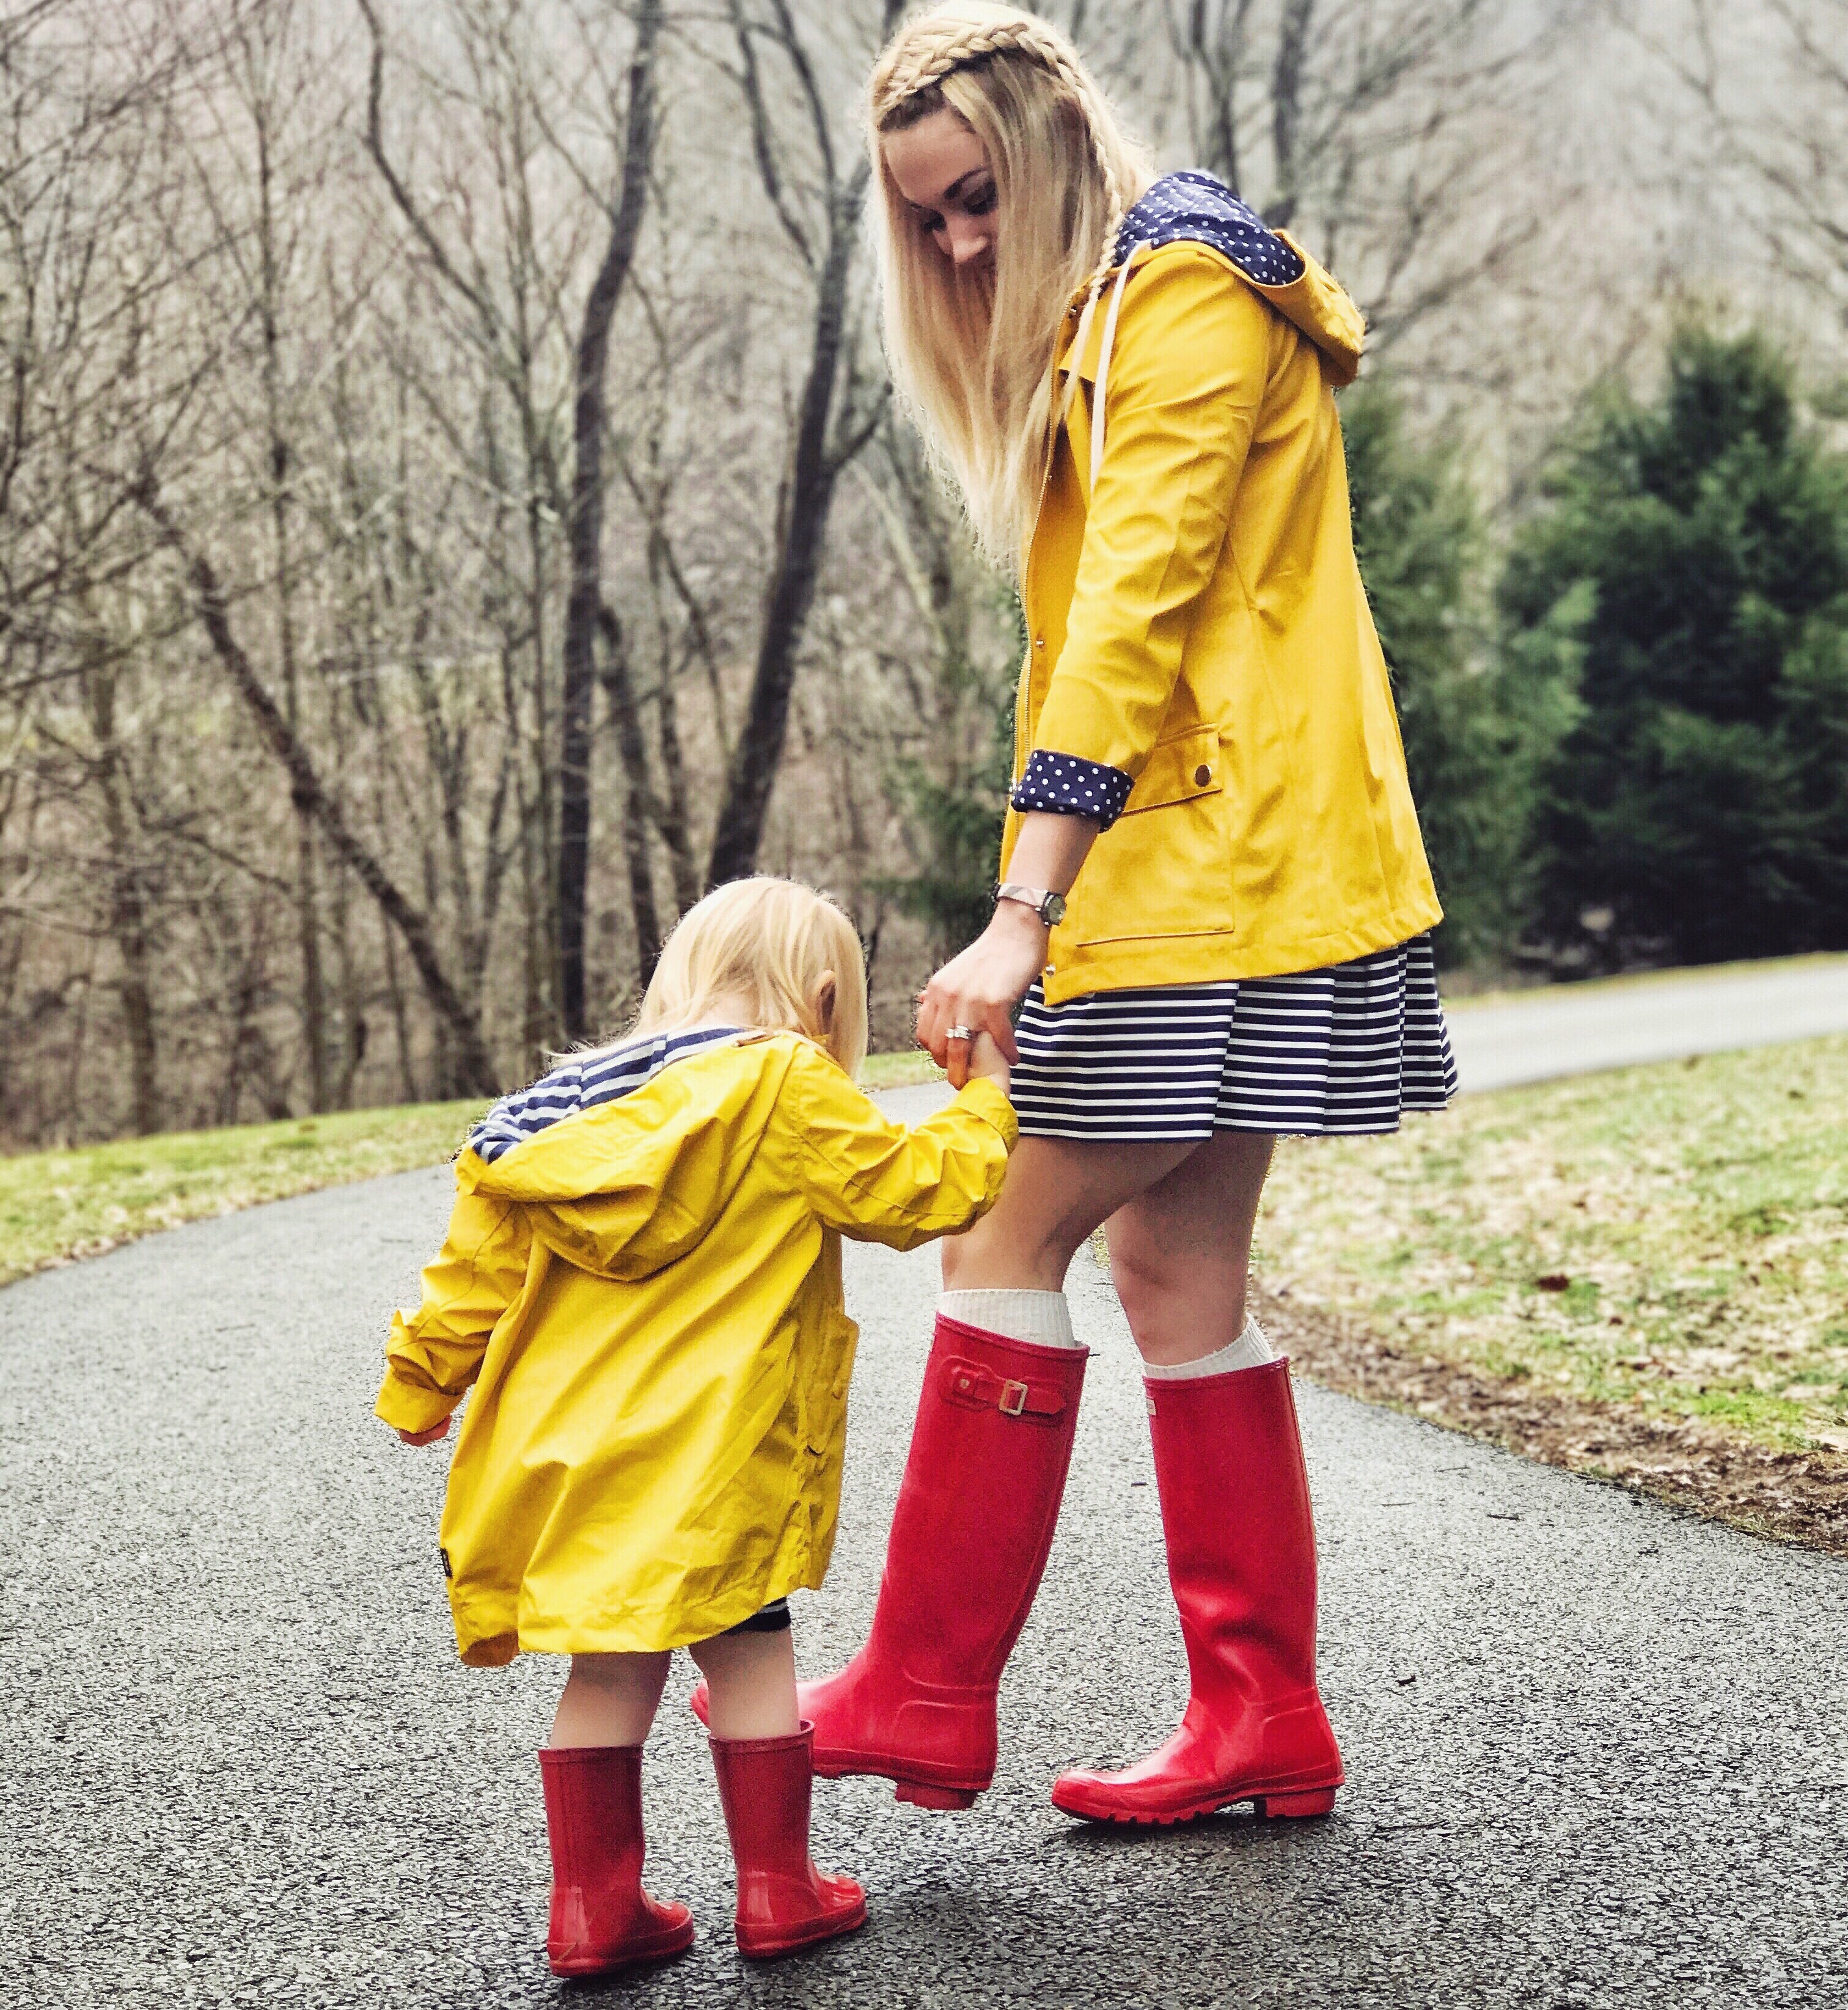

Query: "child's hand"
left=966, top=1029, right=1011, bottom=1092
left=397, top=1417, right=452, bottom=1447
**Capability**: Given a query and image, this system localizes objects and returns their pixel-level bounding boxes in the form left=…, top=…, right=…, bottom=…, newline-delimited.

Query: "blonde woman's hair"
left=632, top=876, right=870, bottom=1074
left=868, top=4, right=1153, bottom=565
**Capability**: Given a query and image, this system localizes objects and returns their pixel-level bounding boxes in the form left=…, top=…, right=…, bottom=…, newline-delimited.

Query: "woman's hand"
left=396, top=1417, right=452, bottom=1447
left=917, top=902, right=1048, bottom=1088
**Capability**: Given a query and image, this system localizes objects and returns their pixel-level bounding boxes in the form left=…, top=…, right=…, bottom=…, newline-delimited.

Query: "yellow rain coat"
left=1007, top=206, right=1443, bottom=1003
left=376, top=1030, right=1014, bottom=1663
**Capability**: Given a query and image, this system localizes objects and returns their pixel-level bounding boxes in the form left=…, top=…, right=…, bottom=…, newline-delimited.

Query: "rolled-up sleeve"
left=1026, top=253, right=1270, bottom=801
left=1010, top=749, right=1134, bottom=828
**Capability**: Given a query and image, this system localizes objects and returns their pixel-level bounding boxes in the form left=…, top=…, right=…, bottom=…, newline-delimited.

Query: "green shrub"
left=1502, top=328, right=1848, bottom=967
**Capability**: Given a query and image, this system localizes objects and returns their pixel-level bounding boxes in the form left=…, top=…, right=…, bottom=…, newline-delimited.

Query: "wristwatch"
left=994, top=881, right=1066, bottom=927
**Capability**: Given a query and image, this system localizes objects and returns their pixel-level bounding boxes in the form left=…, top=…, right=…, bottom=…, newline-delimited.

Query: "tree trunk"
left=706, top=173, right=865, bottom=887
left=557, top=0, right=662, bottom=1040
left=86, top=651, right=159, bottom=1135
left=595, top=606, right=665, bottom=978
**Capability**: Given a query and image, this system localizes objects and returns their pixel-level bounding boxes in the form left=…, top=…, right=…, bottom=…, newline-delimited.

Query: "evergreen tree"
left=1503, top=328, right=1848, bottom=967
left=1345, top=381, right=1576, bottom=965
left=875, top=598, right=1017, bottom=960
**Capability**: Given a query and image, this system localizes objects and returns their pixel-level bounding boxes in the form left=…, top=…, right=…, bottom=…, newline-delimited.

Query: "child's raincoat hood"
left=458, top=1026, right=767, bottom=1283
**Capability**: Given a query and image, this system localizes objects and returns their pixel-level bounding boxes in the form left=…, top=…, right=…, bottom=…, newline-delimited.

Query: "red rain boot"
left=1051, top=1357, right=1344, bottom=1825
left=538, top=1745, right=694, bottom=1977
left=694, top=1316, right=1088, bottom=1808
left=710, top=1725, right=868, bottom=1958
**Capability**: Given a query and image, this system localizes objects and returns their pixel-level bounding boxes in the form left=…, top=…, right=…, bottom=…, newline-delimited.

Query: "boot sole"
left=698, top=1693, right=987, bottom=1806
left=548, top=1917, right=695, bottom=1976
left=813, top=1753, right=983, bottom=1811
left=738, top=1897, right=870, bottom=1960
left=1052, top=1782, right=1340, bottom=1827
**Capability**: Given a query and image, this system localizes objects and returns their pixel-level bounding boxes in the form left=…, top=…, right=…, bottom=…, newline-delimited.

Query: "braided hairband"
left=870, top=9, right=1126, bottom=301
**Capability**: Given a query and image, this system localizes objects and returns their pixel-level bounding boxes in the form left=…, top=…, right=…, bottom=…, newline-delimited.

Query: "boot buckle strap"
left=941, top=1356, right=1064, bottom=1421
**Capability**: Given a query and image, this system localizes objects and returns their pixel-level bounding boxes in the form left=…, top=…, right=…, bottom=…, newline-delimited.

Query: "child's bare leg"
left=551, top=1651, right=671, bottom=1748
left=689, top=1629, right=799, bottom=1740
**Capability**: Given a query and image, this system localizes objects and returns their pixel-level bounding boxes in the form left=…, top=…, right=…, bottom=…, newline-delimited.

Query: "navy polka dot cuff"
left=1011, top=750, right=1135, bottom=830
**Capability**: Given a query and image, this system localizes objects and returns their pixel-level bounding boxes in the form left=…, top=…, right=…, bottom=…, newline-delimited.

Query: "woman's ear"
left=814, top=971, right=838, bottom=1036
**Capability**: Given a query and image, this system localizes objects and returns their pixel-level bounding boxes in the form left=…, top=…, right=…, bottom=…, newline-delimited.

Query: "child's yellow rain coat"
left=1008, top=204, right=1443, bottom=1003
left=376, top=1030, right=1014, bottom=1663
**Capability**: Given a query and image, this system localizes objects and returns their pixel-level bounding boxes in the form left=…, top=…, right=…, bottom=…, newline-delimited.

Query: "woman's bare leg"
left=1105, top=1130, right=1276, bottom=1366
left=940, top=1136, right=1197, bottom=1292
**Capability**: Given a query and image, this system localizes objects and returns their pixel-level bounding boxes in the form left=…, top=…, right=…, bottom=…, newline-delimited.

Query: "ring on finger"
left=946, top=1024, right=973, bottom=1043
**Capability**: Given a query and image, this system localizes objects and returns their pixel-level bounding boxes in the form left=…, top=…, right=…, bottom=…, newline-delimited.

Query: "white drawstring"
left=1057, top=283, right=1101, bottom=436
left=1088, top=253, right=1136, bottom=497
left=1052, top=248, right=1137, bottom=504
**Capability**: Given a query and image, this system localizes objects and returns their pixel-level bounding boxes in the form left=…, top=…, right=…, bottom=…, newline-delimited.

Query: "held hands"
left=966, top=1029, right=1011, bottom=1093
left=917, top=901, right=1047, bottom=1091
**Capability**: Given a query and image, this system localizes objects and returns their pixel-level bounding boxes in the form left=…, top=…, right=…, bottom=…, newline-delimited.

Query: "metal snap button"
left=1194, top=763, right=1212, bottom=787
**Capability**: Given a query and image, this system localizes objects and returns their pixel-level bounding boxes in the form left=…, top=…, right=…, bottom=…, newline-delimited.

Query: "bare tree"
left=1149, top=1, right=1573, bottom=359
left=703, top=0, right=901, bottom=887
left=558, top=0, right=662, bottom=1035
left=134, top=475, right=501, bottom=1091
left=1626, top=0, right=1848, bottom=329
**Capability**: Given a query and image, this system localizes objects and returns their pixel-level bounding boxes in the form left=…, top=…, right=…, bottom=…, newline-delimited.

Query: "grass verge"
left=7, top=1033, right=1844, bottom=1551
left=0, top=1103, right=486, bottom=1291
left=1254, top=1035, right=1848, bottom=1552
left=0, top=1052, right=945, bottom=1291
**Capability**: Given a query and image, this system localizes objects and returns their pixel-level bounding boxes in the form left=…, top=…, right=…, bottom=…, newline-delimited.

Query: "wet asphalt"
left=4, top=1135, right=1846, bottom=2009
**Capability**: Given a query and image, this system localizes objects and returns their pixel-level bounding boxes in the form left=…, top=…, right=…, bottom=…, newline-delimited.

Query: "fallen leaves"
left=1255, top=1035, right=1848, bottom=1462
left=1260, top=1288, right=1848, bottom=1558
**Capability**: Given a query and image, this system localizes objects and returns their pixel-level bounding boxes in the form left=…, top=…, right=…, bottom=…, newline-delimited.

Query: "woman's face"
left=882, top=108, right=997, bottom=268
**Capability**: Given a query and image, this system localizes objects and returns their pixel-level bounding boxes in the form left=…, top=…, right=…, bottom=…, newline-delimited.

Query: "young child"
left=376, top=876, right=1014, bottom=1976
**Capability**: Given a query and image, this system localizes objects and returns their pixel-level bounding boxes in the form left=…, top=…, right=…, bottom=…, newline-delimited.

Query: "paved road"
left=6, top=1154, right=1846, bottom=2008
left=1444, top=955, right=1848, bottom=1091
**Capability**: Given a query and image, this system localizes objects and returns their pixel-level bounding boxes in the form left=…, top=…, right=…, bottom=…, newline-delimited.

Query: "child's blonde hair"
left=868, top=4, right=1153, bottom=565
left=632, top=877, right=870, bottom=1074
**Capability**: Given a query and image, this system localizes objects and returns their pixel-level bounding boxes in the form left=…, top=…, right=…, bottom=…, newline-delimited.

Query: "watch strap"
left=994, top=882, right=1065, bottom=926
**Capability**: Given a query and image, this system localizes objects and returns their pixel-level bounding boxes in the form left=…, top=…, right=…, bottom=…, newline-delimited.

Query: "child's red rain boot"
left=692, top=1316, right=1088, bottom=1808
left=1051, top=1358, right=1345, bottom=1825
left=709, top=1725, right=868, bottom=1959
left=538, top=1745, right=694, bottom=1977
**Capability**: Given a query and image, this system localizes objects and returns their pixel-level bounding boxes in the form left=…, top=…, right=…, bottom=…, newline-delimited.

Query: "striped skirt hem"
left=1009, top=933, right=1457, bottom=1142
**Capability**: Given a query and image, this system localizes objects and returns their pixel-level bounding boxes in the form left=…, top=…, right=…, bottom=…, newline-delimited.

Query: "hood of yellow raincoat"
left=1067, top=169, right=1364, bottom=388
left=457, top=1026, right=771, bottom=1283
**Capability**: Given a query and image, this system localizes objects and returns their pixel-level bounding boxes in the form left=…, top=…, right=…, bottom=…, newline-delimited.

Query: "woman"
left=705, top=1, right=1454, bottom=1826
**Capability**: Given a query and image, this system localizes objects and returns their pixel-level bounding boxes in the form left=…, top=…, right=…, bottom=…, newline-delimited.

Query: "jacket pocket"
left=1120, top=725, right=1224, bottom=816
left=794, top=1311, right=857, bottom=1462
left=1065, top=727, right=1231, bottom=947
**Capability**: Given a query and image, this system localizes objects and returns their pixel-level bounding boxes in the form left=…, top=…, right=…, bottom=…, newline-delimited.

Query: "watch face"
left=1045, top=892, right=1066, bottom=925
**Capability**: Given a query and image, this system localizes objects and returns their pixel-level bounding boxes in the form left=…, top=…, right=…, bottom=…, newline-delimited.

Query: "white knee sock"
left=938, top=1288, right=1080, bottom=1349
left=1143, top=1313, right=1275, bottom=1380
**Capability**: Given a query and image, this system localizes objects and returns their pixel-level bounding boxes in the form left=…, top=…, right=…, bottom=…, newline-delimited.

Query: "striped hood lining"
left=467, top=1026, right=745, bottom=1165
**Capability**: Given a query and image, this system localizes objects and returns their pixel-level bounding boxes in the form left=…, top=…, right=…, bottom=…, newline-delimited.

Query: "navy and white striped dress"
left=1002, top=172, right=1456, bottom=1144
left=1007, top=937, right=1455, bottom=1142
